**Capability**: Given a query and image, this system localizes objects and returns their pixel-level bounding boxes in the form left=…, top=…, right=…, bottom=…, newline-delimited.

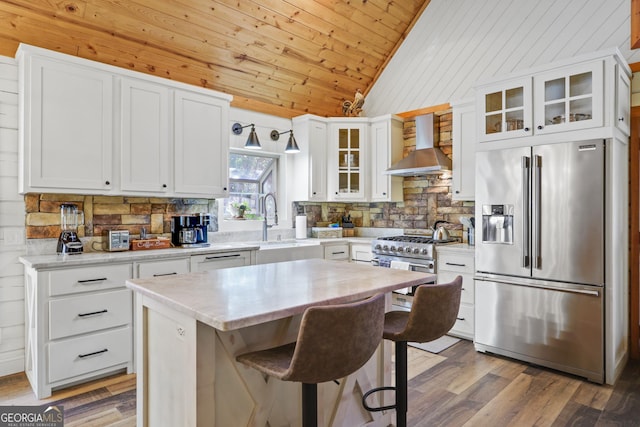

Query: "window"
left=224, top=150, right=277, bottom=220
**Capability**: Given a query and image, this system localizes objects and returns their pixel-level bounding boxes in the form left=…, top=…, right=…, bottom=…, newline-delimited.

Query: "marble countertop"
left=19, top=242, right=261, bottom=269
left=435, top=243, right=475, bottom=252
left=126, top=258, right=434, bottom=331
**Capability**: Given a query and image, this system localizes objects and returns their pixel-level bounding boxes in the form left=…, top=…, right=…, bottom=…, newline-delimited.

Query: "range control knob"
left=413, top=248, right=420, bottom=254
left=390, top=246, right=396, bottom=252
left=383, top=245, right=389, bottom=251
left=420, top=248, right=429, bottom=255
left=405, top=247, right=413, bottom=254
left=374, top=244, right=382, bottom=250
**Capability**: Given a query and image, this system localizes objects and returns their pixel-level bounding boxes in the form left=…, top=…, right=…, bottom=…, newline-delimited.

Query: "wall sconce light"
left=232, top=123, right=261, bottom=150
left=270, top=129, right=300, bottom=153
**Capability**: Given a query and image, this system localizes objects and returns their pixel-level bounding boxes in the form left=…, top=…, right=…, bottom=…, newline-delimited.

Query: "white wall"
left=365, top=0, right=639, bottom=116
left=0, top=55, right=25, bottom=376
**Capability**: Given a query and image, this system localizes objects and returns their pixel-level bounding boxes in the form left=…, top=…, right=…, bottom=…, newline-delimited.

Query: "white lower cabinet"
left=350, top=242, right=373, bottom=264
left=190, top=251, right=253, bottom=271
left=135, top=257, right=190, bottom=278
left=24, top=263, right=134, bottom=399
left=323, top=243, right=350, bottom=261
left=436, top=245, right=475, bottom=340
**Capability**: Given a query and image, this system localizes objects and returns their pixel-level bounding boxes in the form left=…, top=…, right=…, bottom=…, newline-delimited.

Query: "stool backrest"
left=282, top=293, right=385, bottom=384
left=393, top=276, right=463, bottom=343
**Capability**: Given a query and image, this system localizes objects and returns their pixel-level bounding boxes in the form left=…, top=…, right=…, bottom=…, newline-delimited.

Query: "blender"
left=57, top=203, right=84, bottom=254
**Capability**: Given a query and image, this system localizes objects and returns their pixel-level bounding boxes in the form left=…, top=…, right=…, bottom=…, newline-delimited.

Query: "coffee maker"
left=57, top=203, right=84, bottom=254
left=171, top=214, right=211, bottom=247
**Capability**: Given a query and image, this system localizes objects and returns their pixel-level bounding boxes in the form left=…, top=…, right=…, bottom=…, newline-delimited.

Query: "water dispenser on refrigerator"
left=482, top=204, right=514, bottom=244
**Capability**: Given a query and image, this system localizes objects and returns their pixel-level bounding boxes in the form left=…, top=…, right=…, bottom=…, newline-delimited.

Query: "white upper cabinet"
left=327, top=120, right=368, bottom=201
left=451, top=100, right=476, bottom=201
left=120, top=78, right=170, bottom=194
left=20, top=55, right=114, bottom=193
left=475, top=49, right=630, bottom=147
left=17, top=44, right=232, bottom=197
left=291, top=115, right=327, bottom=201
left=174, top=90, right=229, bottom=197
left=369, top=115, right=403, bottom=202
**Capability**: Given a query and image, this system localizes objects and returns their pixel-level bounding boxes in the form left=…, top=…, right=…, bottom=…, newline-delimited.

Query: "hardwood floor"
left=1, top=340, right=638, bottom=426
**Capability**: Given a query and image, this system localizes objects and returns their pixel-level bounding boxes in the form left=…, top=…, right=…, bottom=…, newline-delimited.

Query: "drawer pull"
left=153, top=272, right=178, bottom=277
left=332, top=251, right=346, bottom=255
left=77, top=277, right=108, bottom=284
left=445, top=262, right=466, bottom=267
left=205, top=254, right=241, bottom=260
left=78, top=309, right=108, bottom=318
left=456, top=317, right=465, bottom=321
left=78, top=348, right=108, bottom=358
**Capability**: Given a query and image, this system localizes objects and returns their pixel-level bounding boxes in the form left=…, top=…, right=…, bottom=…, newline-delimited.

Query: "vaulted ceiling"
left=0, top=0, right=430, bottom=118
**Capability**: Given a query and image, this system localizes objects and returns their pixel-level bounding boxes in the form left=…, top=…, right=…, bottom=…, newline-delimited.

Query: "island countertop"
left=126, top=258, right=434, bottom=331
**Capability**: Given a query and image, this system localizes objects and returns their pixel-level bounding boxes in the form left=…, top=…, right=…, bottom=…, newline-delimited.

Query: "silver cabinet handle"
left=153, top=272, right=178, bottom=277
left=445, top=262, right=466, bottom=267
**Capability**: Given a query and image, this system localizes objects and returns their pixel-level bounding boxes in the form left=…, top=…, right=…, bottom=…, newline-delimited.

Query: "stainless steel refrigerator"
left=474, top=139, right=605, bottom=383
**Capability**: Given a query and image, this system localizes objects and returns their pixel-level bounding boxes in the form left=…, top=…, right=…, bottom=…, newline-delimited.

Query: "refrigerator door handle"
left=533, top=154, right=542, bottom=269
left=522, top=156, right=530, bottom=268
left=475, top=276, right=601, bottom=296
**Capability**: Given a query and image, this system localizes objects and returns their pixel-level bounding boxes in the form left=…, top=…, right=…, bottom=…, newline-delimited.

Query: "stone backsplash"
left=25, top=193, right=215, bottom=240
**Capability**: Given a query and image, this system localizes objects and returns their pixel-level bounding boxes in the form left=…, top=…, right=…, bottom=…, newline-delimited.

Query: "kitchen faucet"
left=261, top=192, right=278, bottom=241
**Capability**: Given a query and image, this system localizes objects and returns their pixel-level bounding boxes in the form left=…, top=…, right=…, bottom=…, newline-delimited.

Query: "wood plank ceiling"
left=0, top=0, right=430, bottom=118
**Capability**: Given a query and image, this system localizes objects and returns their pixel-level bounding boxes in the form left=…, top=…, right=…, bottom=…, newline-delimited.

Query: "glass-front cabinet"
left=476, top=59, right=605, bottom=142
left=328, top=121, right=367, bottom=201
left=533, top=61, right=603, bottom=134
left=477, top=78, right=532, bottom=141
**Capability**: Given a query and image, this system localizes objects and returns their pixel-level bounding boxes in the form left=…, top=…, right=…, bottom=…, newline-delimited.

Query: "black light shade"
left=270, top=129, right=300, bottom=154
left=232, top=122, right=261, bottom=150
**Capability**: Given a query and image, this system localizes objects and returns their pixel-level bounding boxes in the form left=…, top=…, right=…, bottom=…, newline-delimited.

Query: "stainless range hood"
left=384, top=113, right=451, bottom=176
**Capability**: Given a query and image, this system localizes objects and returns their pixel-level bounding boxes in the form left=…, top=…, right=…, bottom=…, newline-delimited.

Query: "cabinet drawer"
left=48, top=327, right=131, bottom=383
left=438, top=252, right=474, bottom=274
left=437, top=271, right=474, bottom=305
left=324, top=244, right=349, bottom=260
left=191, top=252, right=251, bottom=272
left=49, top=289, right=132, bottom=340
left=136, top=258, right=190, bottom=278
left=48, top=264, right=132, bottom=297
left=450, top=303, right=474, bottom=337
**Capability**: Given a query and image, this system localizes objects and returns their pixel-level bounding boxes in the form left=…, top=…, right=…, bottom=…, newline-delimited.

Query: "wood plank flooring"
left=1, top=340, right=639, bottom=426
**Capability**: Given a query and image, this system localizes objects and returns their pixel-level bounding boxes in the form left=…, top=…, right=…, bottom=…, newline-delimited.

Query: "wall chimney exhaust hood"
left=384, top=113, right=451, bottom=176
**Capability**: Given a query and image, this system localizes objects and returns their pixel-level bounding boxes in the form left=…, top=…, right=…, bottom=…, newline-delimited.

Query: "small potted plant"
left=230, top=201, right=251, bottom=219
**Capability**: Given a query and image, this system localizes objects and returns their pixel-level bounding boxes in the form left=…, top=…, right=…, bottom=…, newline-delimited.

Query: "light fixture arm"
left=270, top=129, right=291, bottom=141
left=232, top=122, right=262, bottom=150
left=232, top=122, right=254, bottom=135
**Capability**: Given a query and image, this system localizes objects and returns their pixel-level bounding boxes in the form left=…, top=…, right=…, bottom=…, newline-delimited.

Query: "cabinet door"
left=451, top=102, right=476, bottom=200
left=477, top=77, right=532, bottom=142
left=24, top=57, right=113, bottom=192
left=533, top=61, right=603, bottom=134
left=174, top=90, right=229, bottom=197
left=291, top=117, right=327, bottom=201
left=328, top=122, right=367, bottom=201
left=370, top=117, right=403, bottom=202
left=616, top=65, right=630, bottom=136
left=120, top=78, right=170, bottom=193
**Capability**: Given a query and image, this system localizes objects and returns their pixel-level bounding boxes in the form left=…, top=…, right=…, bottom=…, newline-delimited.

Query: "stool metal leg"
left=302, top=383, right=318, bottom=427
left=396, top=341, right=408, bottom=427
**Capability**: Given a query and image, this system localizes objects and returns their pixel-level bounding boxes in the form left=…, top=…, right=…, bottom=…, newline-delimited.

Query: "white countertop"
left=18, top=242, right=261, bottom=269
left=126, top=258, right=433, bottom=331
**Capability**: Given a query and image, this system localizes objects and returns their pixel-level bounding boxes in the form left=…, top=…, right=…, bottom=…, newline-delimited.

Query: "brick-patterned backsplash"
left=25, top=193, right=215, bottom=239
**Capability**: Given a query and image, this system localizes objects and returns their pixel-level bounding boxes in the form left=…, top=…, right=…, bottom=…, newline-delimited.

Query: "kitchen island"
left=126, top=258, right=434, bottom=427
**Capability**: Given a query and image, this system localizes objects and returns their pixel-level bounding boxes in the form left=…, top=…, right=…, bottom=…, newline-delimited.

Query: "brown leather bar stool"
left=362, top=276, right=463, bottom=427
left=236, top=293, right=385, bottom=427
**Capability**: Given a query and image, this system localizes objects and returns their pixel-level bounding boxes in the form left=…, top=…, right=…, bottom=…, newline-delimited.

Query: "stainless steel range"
left=371, top=235, right=457, bottom=273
